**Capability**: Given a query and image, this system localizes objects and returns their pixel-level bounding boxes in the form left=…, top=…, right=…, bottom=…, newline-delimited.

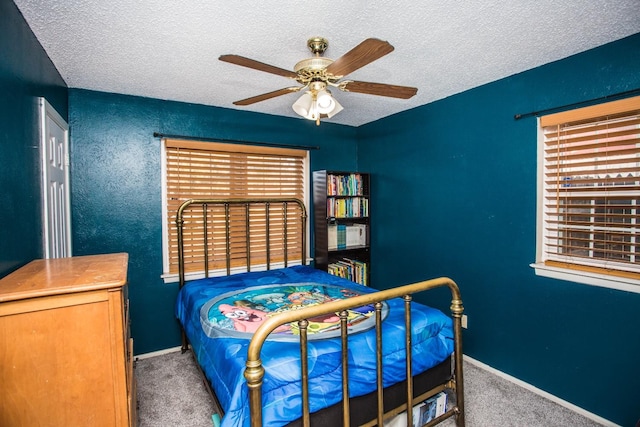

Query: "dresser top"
left=0, top=253, right=129, bottom=303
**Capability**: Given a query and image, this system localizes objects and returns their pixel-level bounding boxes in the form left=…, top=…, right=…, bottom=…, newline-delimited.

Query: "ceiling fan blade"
left=219, top=54, right=298, bottom=79
left=233, top=87, right=301, bottom=106
left=325, top=38, right=395, bottom=78
left=340, top=80, right=418, bottom=99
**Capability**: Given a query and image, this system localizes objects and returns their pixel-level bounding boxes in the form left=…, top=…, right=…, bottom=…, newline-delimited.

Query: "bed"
left=174, top=198, right=465, bottom=427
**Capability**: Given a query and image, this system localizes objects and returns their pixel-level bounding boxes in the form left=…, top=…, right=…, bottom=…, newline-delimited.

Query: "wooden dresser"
left=0, top=253, right=136, bottom=427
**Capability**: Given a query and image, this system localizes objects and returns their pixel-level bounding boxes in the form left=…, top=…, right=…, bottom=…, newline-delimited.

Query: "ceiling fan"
left=219, top=37, right=418, bottom=125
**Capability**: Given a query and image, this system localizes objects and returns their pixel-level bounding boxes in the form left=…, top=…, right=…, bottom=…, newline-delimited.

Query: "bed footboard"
left=245, top=277, right=465, bottom=427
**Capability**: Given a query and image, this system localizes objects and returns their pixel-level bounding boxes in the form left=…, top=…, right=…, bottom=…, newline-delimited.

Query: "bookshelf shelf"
left=313, top=170, right=370, bottom=286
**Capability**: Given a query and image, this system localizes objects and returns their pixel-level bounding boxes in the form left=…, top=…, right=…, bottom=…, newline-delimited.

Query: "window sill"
left=530, top=263, right=640, bottom=294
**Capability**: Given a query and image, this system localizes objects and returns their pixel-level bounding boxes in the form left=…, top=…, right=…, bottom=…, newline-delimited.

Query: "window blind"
left=164, top=139, right=307, bottom=274
left=540, top=96, right=640, bottom=277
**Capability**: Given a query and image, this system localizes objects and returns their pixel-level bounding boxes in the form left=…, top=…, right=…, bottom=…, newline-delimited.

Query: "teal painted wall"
left=357, top=33, right=640, bottom=426
left=68, top=89, right=358, bottom=354
left=0, top=0, right=68, bottom=277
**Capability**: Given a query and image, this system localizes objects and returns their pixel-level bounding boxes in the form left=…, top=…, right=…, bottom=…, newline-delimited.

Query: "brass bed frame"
left=176, top=198, right=465, bottom=427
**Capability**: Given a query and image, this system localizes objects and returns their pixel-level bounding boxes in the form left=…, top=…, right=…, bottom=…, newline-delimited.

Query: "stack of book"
left=383, top=391, right=447, bottom=427
left=327, top=258, right=368, bottom=286
left=413, top=391, right=447, bottom=426
left=328, top=224, right=367, bottom=250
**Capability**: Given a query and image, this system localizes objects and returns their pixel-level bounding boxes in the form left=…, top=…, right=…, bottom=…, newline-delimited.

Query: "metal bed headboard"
left=175, top=198, right=308, bottom=290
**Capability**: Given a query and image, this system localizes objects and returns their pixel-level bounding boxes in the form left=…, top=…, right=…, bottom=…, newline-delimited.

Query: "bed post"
left=224, top=203, right=231, bottom=276
left=298, top=319, right=311, bottom=425
left=450, top=293, right=465, bottom=426
left=295, top=198, right=307, bottom=266
left=374, top=301, right=384, bottom=426
left=244, top=359, right=265, bottom=427
left=245, top=203, right=251, bottom=271
left=283, top=202, right=288, bottom=268
left=265, top=201, right=271, bottom=269
left=339, top=310, right=351, bottom=426
left=404, top=295, right=414, bottom=427
left=176, top=200, right=189, bottom=353
left=203, top=203, right=209, bottom=277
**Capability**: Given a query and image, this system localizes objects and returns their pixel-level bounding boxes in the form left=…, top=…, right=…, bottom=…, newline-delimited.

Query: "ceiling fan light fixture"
left=293, top=90, right=343, bottom=123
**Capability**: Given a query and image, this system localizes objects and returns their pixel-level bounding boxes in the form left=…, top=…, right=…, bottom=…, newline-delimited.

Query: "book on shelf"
left=327, top=197, right=369, bottom=219
left=328, top=224, right=338, bottom=250
left=327, top=173, right=363, bottom=196
left=346, top=223, right=367, bottom=247
left=356, top=223, right=367, bottom=246
left=337, top=224, right=346, bottom=249
left=328, top=224, right=367, bottom=250
left=327, top=257, right=368, bottom=286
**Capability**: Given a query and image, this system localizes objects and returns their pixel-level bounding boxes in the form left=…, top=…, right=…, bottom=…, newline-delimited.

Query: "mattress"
left=176, top=265, right=454, bottom=427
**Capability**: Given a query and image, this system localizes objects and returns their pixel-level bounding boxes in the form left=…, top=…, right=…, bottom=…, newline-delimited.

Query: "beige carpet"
left=135, top=350, right=605, bottom=427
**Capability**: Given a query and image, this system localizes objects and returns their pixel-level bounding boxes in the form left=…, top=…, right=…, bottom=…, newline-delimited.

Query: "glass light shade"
left=292, top=92, right=314, bottom=118
left=326, top=97, right=343, bottom=118
left=316, top=89, right=335, bottom=114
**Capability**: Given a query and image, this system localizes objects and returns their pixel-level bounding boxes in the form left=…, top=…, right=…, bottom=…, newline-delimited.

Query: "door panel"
left=40, top=98, right=71, bottom=258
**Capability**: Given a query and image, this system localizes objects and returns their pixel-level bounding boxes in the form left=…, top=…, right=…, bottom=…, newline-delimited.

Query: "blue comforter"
left=175, top=265, right=453, bottom=427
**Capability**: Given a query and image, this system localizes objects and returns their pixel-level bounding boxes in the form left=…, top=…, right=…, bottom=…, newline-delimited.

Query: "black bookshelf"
left=313, top=170, right=370, bottom=286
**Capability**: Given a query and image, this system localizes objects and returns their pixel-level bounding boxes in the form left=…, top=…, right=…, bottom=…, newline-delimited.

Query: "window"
left=533, top=96, right=640, bottom=293
left=161, top=139, right=309, bottom=281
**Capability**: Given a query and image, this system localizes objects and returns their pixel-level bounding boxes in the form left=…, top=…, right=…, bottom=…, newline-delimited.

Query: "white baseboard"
left=463, top=355, right=619, bottom=427
left=135, top=346, right=182, bottom=360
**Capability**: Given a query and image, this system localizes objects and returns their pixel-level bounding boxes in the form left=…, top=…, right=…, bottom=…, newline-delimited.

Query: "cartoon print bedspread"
left=175, top=265, right=454, bottom=427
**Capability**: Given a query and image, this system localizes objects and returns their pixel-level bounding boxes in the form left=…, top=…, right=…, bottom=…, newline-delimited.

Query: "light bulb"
left=316, top=90, right=335, bottom=114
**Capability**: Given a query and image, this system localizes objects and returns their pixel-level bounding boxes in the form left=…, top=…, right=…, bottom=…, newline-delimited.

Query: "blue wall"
left=357, top=33, right=640, bottom=426
left=68, top=89, right=358, bottom=354
left=0, top=0, right=68, bottom=277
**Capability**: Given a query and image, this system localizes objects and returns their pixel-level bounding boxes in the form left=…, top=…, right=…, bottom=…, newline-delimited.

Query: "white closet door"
left=40, top=98, right=71, bottom=258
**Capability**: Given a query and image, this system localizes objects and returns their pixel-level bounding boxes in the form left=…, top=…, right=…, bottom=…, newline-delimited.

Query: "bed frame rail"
left=245, top=277, right=465, bottom=427
left=176, top=198, right=308, bottom=289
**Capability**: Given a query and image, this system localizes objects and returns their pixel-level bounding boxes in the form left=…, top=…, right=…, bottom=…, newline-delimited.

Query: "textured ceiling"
left=13, top=0, right=640, bottom=127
